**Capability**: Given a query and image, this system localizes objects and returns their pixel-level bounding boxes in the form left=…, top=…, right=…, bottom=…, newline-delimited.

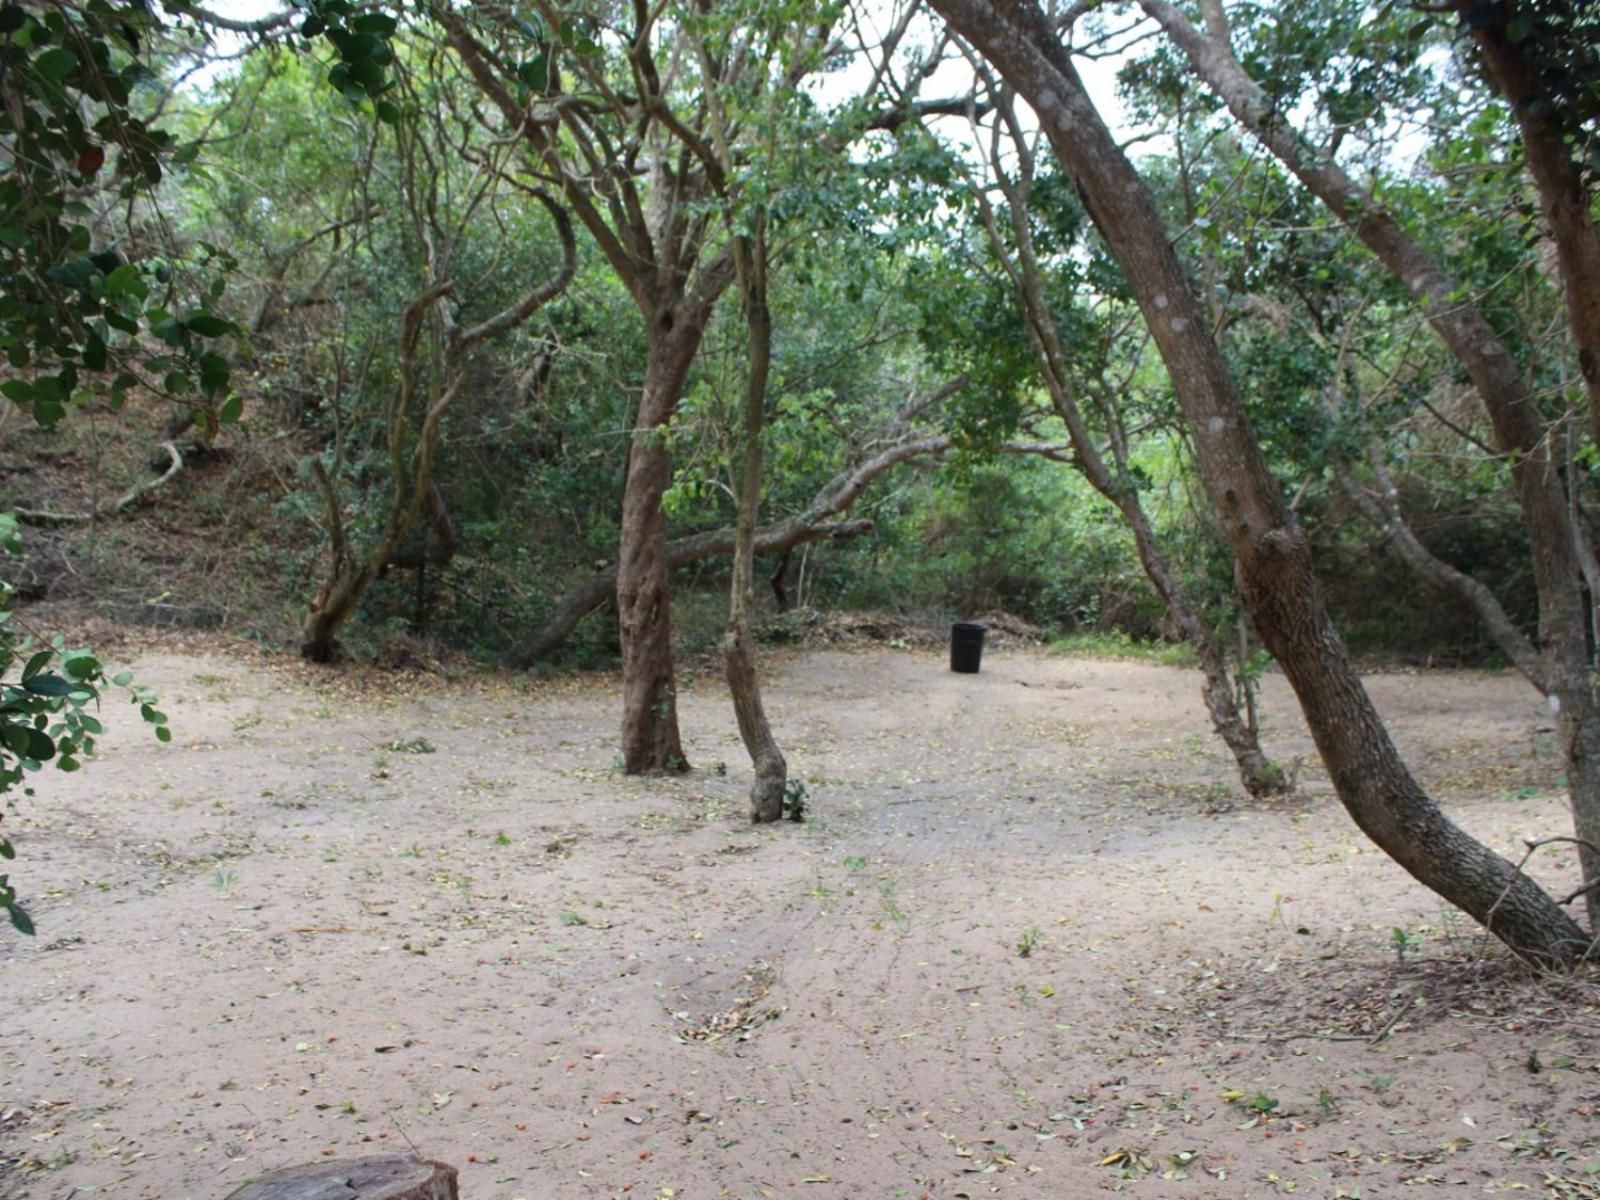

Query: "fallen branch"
left=13, top=442, right=183, bottom=527
left=519, top=425, right=1081, bottom=663
left=520, top=517, right=874, bottom=663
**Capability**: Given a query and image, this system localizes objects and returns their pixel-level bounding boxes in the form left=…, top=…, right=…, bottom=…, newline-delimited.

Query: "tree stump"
left=224, top=1155, right=458, bottom=1200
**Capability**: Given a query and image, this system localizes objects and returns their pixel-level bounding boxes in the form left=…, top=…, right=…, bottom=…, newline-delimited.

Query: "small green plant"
left=1391, top=925, right=1423, bottom=962
left=387, top=737, right=436, bottom=754
left=1316, top=1085, right=1340, bottom=1119
left=1247, top=1091, right=1279, bottom=1115
left=1016, top=924, right=1043, bottom=958
left=1156, top=642, right=1200, bottom=669
left=879, top=879, right=908, bottom=927
left=559, top=910, right=588, bottom=927
left=211, top=868, right=238, bottom=899
left=494, top=831, right=512, bottom=846
left=782, top=779, right=808, bottom=822
left=842, top=855, right=868, bottom=870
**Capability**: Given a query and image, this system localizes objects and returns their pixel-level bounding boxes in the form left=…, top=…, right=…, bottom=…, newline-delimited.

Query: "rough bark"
left=441, top=10, right=742, bottom=773
left=617, top=329, right=703, bottom=773
left=968, top=84, right=1283, bottom=797
left=521, top=520, right=873, bottom=664
left=934, top=0, right=1592, bottom=967
left=224, top=1156, right=457, bottom=1200
left=1139, top=0, right=1600, bottom=935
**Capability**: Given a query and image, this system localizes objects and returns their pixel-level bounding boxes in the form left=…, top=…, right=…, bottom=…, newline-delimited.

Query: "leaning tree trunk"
left=725, top=231, right=788, bottom=822
left=617, top=328, right=701, bottom=773
left=970, top=101, right=1284, bottom=797
left=932, top=0, right=1592, bottom=968
left=1138, top=0, right=1600, bottom=933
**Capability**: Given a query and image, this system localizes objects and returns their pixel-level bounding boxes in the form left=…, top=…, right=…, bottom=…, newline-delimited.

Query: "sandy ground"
left=3, top=640, right=1598, bottom=1200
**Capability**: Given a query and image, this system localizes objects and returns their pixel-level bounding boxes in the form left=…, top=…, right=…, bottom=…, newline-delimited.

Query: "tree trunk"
left=1139, top=0, right=1600, bottom=933
left=1333, top=455, right=1546, bottom=689
left=224, top=1156, right=457, bottom=1200
left=1459, top=3, right=1600, bottom=444
left=933, top=0, right=1592, bottom=967
left=520, top=519, right=873, bottom=664
left=770, top=548, right=794, bottom=612
left=971, top=104, right=1283, bottom=797
left=617, top=329, right=700, bottom=773
left=725, top=230, right=789, bottom=822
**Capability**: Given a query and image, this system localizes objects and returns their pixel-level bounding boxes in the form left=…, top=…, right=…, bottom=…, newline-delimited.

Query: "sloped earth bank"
left=4, top=641, right=1599, bottom=1200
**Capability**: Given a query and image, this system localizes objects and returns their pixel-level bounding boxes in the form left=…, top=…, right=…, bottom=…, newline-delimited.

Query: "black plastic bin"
left=950, top=622, right=987, bottom=674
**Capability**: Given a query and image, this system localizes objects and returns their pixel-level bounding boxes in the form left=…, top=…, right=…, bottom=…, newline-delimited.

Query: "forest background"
left=1, top=0, right=1599, bottom=964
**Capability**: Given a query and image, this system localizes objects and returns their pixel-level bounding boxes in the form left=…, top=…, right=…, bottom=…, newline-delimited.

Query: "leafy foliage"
left=0, top=1, right=240, bottom=426
left=0, top=516, right=166, bottom=935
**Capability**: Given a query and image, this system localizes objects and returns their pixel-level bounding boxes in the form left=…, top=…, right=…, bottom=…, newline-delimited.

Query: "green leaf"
left=351, top=12, right=397, bottom=35
left=518, top=54, right=549, bottom=93
left=218, top=394, right=243, bottom=424
left=154, top=725, right=172, bottom=743
left=200, top=353, right=231, bottom=400
left=33, top=47, right=78, bottom=81
left=83, top=331, right=108, bottom=372
left=184, top=313, right=234, bottom=338
left=61, top=653, right=99, bottom=680
left=24, top=673, right=72, bottom=697
left=9, top=902, right=35, bottom=936
left=105, top=263, right=148, bottom=300
left=21, top=649, right=51, bottom=681
left=0, top=838, right=13, bottom=860
left=22, top=727, right=54, bottom=761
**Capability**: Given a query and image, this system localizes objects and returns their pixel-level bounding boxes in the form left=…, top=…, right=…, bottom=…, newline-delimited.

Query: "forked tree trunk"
left=1138, top=0, right=1600, bottom=932
left=725, top=230, right=788, bottom=822
left=436, top=12, right=738, bottom=775
left=933, top=0, right=1592, bottom=967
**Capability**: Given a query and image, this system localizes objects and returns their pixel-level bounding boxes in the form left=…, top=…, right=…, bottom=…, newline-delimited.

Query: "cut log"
left=223, top=1155, right=457, bottom=1200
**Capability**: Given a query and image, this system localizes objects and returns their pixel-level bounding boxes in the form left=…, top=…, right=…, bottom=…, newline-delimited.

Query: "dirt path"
left=3, top=642, right=1596, bottom=1199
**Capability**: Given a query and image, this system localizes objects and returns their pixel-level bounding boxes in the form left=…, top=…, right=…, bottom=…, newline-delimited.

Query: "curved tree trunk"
left=1137, top=0, right=1600, bottom=934
left=1333, top=455, right=1546, bottom=689
left=968, top=94, right=1283, bottom=796
left=933, top=0, right=1591, bottom=968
